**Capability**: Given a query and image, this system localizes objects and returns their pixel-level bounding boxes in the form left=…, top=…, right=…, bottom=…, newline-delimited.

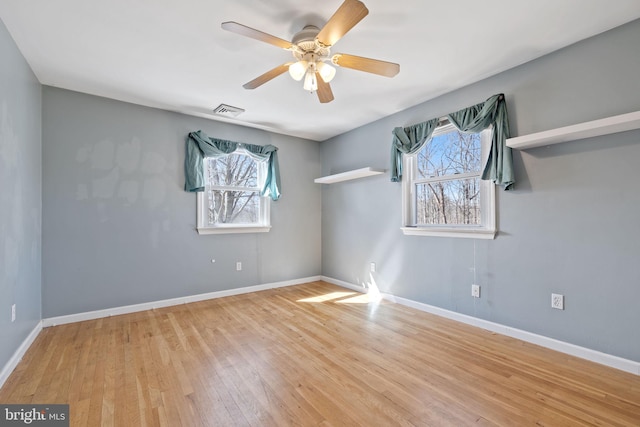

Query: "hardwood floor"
left=1, top=281, right=639, bottom=426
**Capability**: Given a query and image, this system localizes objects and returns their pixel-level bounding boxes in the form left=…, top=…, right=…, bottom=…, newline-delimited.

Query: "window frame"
left=401, top=121, right=496, bottom=239
left=196, top=149, right=271, bottom=235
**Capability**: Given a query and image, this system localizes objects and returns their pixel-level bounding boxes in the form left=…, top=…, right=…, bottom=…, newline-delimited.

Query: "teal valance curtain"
left=184, top=130, right=281, bottom=201
left=390, top=93, right=514, bottom=190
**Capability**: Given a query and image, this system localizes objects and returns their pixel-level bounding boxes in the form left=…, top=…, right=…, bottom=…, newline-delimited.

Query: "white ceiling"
left=1, top=1, right=640, bottom=141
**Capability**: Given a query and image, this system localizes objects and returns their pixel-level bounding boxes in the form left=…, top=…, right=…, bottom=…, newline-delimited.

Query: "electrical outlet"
left=471, top=284, right=480, bottom=298
left=370, top=262, right=376, bottom=272
left=236, top=262, right=242, bottom=271
left=551, top=293, right=564, bottom=310
left=11, top=304, right=16, bottom=322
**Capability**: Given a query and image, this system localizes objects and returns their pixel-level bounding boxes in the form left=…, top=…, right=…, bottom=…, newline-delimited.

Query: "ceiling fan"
left=221, top=0, right=400, bottom=103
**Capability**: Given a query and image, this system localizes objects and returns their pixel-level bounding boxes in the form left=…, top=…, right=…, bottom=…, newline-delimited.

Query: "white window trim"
left=196, top=150, right=271, bottom=235
left=401, top=122, right=496, bottom=239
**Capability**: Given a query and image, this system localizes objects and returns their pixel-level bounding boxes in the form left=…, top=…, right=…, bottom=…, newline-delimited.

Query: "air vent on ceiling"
left=213, top=104, right=245, bottom=117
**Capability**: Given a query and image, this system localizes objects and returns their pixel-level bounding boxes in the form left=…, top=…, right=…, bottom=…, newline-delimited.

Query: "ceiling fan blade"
left=316, top=0, right=369, bottom=47
left=221, top=22, right=292, bottom=50
left=243, top=64, right=290, bottom=89
left=316, top=73, right=334, bottom=103
left=332, top=53, right=400, bottom=77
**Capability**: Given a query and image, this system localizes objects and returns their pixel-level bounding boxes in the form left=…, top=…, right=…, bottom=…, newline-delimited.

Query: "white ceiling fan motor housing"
left=291, top=25, right=330, bottom=61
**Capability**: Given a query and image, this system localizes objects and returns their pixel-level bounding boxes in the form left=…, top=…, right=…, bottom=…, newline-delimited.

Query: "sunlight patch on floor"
left=335, top=293, right=378, bottom=304
left=297, top=291, right=356, bottom=303
left=298, top=276, right=383, bottom=307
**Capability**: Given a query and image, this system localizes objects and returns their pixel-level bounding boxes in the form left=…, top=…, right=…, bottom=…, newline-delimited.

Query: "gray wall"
left=42, top=88, right=321, bottom=318
left=0, top=20, right=42, bottom=369
left=321, top=20, right=640, bottom=362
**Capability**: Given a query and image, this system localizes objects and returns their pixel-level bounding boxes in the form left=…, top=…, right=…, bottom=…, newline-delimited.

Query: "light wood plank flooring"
left=1, top=281, right=639, bottom=426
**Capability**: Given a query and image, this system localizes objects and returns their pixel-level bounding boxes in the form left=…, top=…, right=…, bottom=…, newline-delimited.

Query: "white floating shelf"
left=314, top=167, right=385, bottom=184
left=506, top=110, right=640, bottom=150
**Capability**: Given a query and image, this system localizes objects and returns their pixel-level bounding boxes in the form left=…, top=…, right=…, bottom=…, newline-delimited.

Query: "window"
left=401, top=122, right=496, bottom=239
left=196, top=150, right=270, bottom=234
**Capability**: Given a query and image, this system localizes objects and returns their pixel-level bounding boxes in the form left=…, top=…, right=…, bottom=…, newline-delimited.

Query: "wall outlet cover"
left=471, top=284, right=480, bottom=298
left=551, top=293, right=564, bottom=310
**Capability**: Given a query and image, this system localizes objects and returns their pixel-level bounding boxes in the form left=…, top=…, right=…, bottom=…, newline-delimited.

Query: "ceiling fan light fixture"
left=303, top=70, right=318, bottom=92
left=221, top=0, right=399, bottom=103
left=316, top=61, right=336, bottom=83
left=288, top=60, right=308, bottom=81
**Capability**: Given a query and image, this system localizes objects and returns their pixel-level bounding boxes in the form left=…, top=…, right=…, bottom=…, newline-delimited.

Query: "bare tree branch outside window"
left=415, top=129, right=482, bottom=225
left=206, top=153, right=261, bottom=225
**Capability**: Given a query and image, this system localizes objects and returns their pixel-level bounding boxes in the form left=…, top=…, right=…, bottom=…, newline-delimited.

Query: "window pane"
left=415, top=178, right=480, bottom=225
left=207, top=154, right=258, bottom=188
left=207, top=190, right=260, bottom=225
left=417, top=130, right=481, bottom=178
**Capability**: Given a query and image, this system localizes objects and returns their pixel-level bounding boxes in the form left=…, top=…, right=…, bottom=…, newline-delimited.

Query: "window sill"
left=197, top=226, right=271, bottom=235
left=401, top=226, right=496, bottom=240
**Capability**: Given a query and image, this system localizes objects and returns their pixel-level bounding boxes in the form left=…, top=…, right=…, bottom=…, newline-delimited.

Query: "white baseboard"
left=42, top=275, right=322, bottom=327
left=0, top=321, right=43, bottom=389
left=321, top=276, right=640, bottom=376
